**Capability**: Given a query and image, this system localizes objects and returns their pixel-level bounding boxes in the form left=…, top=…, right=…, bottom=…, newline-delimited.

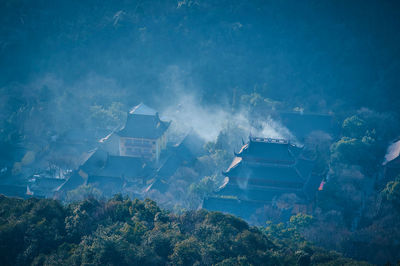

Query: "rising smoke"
left=159, top=65, right=295, bottom=144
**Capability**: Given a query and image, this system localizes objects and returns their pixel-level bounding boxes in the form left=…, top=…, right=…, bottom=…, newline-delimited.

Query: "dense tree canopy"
left=0, top=195, right=369, bottom=266
left=1, top=1, right=400, bottom=265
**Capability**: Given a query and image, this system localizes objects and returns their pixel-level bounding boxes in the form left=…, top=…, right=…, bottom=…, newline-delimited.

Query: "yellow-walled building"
left=116, top=103, right=170, bottom=162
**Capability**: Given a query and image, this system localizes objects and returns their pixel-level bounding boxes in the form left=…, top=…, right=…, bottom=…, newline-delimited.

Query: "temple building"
left=143, top=131, right=206, bottom=195
left=203, top=137, right=321, bottom=220
left=55, top=148, right=154, bottom=198
left=100, top=103, right=170, bottom=162
left=56, top=103, right=190, bottom=199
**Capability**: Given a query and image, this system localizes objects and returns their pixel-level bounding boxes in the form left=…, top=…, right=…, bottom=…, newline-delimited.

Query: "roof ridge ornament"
left=248, top=136, right=289, bottom=144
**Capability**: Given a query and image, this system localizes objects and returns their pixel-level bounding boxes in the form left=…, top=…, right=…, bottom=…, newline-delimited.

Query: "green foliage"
left=342, top=115, right=367, bottom=139
left=0, top=1, right=398, bottom=264
left=329, top=111, right=393, bottom=174
left=189, top=175, right=217, bottom=197
left=264, top=221, right=303, bottom=246
left=89, top=102, right=126, bottom=131
left=330, top=137, right=367, bottom=165
left=170, top=237, right=202, bottom=265
left=65, top=184, right=103, bottom=203
left=313, top=110, right=400, bottom=264
left=262, top=216, right=370, bottom=266
left=0, top=196, right=66, bottom=265
left=0, top=196, right=368, bottom=266
left=290, top=213, right=314, bottom=229
left=240, top=93, right=281, bottom=110
left=382, top=176, right=400, bottom=210
left=241, top=93, right=265, bottom=108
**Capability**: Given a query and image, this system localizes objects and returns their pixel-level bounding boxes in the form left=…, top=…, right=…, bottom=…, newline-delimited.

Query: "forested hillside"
left=1, top=1, right=400, bottom=265
left=2, top=0, right=400, bottom=166
left=0, top=195, right=369, bottom=265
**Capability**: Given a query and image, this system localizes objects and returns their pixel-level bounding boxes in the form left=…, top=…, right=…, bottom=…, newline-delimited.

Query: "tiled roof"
left=218, top=136, right=317, bottom=205
left=80, top=150, right=151, bottom=179
left=117, top=113, right=170, bottom=139
left=217, top=183, right=301, bottom=202
left=56, top=172, right=85, bottom=192
left=87, top=175, right=124, bottom=187
left=32, top=178, right=65, bottom=190
left=86, top=175, right=124, bottom=196
left=224, top=162, right=304, bottom=183
left=144, top=178, right=169, bottom=193
left=129, top=103, right=157, bottom=116
left=235, top=138, right=301, bottom=164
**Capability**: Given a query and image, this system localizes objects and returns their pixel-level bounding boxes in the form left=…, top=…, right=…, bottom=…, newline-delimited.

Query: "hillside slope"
left=0, top=195, right=369, bottom=265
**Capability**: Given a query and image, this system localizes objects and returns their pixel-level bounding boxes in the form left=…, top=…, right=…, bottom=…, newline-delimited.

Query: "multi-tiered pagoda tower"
left=203, top=137, right=321, bottom=219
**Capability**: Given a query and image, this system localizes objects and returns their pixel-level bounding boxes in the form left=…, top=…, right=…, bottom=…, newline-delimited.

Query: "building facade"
left=117, top=103, right=170, bottom=162
left=99, top=103, right=170, bottom=162
left=203, top=137, right=321, bottom=220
